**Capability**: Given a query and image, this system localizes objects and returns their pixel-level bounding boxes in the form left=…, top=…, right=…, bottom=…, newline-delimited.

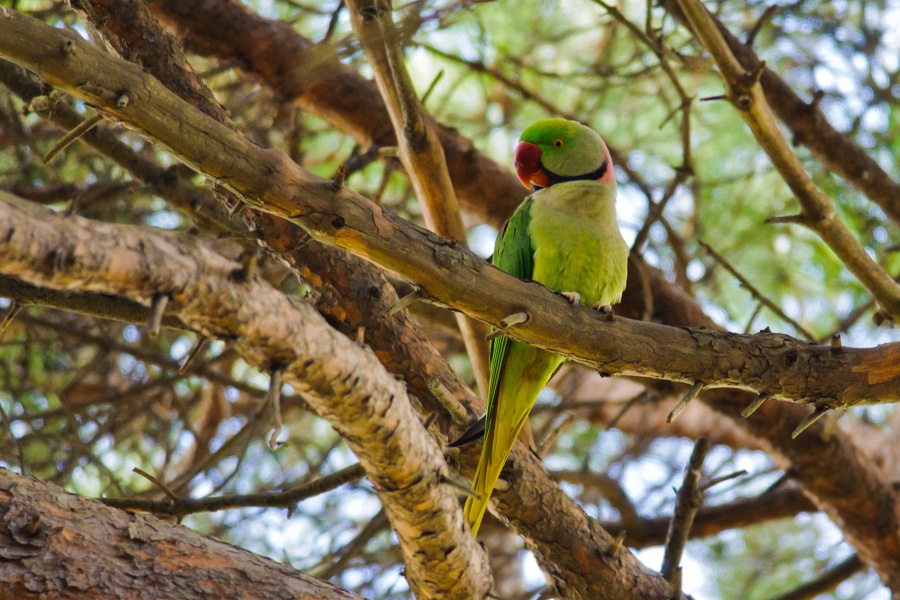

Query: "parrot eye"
left=553, top=139, right=564, bottom=147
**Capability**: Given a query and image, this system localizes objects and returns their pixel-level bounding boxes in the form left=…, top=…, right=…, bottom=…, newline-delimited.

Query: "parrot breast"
left=527, top=180, right=628, bottom=307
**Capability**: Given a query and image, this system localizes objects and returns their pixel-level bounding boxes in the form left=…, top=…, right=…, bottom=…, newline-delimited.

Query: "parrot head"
left=514, top=118, right=614, bottom=191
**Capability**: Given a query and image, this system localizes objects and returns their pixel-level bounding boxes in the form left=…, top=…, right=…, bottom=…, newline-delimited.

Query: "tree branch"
left=345, top=0, right=491, bottom=398
left=0, top=469, right=365, bottom=600
left=662, top=0, right=900, bottom=227
left=673, top=0, right=900, bottom=319
left=0, top=189, right=493, bottom=600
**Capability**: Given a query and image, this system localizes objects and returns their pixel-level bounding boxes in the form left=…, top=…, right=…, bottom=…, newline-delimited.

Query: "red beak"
left=514, top=141, right=543, bottom=189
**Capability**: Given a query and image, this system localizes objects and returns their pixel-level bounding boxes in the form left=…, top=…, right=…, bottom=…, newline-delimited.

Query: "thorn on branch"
left=179, top=335, right=209, bottom=375
left=701, top=469, right=748, bottom=492
left=147, top=294, right=169, bottom=339
left=667, top=381, right=703, bottom=423
left=746, top=61, right=766, bottom=85
left=486, top=312, right=529, bottom=341
left=62, top=194, right=80, bottom=216
left=607, top=531, right=626, bottom=557
left=267, top=368, right=284, bottom=451
left=228, top=200, right=245, bottom=220
left=331, top=164, right=346, bottom=191
left=133, top=467, right=179, bottom=501
left=235, top=248, right=259, bottom=282
left=440, top=474, right=482, bottom=500
left=741, top=393, right=769, bottom=418
left=421, top=69, right=444, bottom=104
left=0, top=301, right=22, bottom=339
left=791, top=406, right=828, bottom=439
left=808, top=89, right=826, bottom=112
left=830, top=334, right=842, bottom=354
left=386, top=287, right=423, bottom=316
left=700, top=94, right=727, bottom=102
left=44, top=112, right=103, bottom=164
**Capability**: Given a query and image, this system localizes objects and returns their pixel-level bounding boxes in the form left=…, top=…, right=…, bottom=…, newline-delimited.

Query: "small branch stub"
left=44, top=112, right=103, bottom=163
left=147, top=294, right=169, bottom=338
left=331, top=164, right=346, bottom=191
left=0, top=301, right=22, bottom=339
left=791, top=406, right=828, bottom=439
left=741, top=393, right=769, bottom=418
left=179, top=335, right=209, bottom=375
left=485, top=312, right=530, bottom=341
left=667, top=381, right=704, bottom=423
left=267, top=368, right=284, bottom=451
left=386, top=287, right=423, bottom=316
left=440, top=474, right=481, bottom=500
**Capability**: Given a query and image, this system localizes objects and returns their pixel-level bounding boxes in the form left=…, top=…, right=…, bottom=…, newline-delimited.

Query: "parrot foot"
left=593, top=303, right=615, bottom=321
left=561, top=291, right=581, bottom=306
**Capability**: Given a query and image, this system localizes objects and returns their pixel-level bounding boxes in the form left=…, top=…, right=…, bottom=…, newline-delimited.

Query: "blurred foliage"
left=0, top=0, right=898, bottom=598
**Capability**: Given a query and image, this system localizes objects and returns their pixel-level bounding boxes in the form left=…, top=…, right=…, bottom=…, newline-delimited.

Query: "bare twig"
left=105, top=463, right=366, bottom=516
left=699, top=240, right=816, bottom=341
left=661, top=437, right=711, bottom=583
left=675, top=0, right=900, bottom=319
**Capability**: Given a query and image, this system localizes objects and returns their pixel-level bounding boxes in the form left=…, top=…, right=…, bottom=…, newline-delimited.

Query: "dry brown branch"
left=0, top=469, right=365, bottom=600
left=673, top=0, right=900, bottom=319
left=661, top=438, right=710, bottom=583
left=662, top=0, right=900, bottom=226
left=771, top=554, right=865, bottom=600
left=601, top=483, right=815, bottom=548
left=0, top=189, right=492, bottom=600
left=345, top=0, right=490, bottom=397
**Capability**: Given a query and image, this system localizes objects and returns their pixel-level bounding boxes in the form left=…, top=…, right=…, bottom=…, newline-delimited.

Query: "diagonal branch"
left=673, top=0, right=900, bottom=319
left=0, top=190, right=492, bottom=600
left=662, top=0, right=900, bottom=227
left=345, top=0, right=490, bottom=398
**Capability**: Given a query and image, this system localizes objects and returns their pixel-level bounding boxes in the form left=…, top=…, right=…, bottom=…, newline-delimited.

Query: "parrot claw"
left=593, top=303, right=615, bottom=320
left=561, top=291, right=580, bottom=306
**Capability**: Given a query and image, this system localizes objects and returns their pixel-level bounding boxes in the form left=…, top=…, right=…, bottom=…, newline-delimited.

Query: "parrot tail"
left=463, top=410, right=530, bottom=535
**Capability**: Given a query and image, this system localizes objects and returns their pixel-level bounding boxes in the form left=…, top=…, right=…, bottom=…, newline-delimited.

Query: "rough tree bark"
left=0, top=469, right=363, bottom=600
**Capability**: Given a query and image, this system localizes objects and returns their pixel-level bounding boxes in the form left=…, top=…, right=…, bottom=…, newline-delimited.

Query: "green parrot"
left=463, top=118, right=628, bottom=535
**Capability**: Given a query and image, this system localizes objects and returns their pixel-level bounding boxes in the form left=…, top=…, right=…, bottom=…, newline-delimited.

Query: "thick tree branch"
left=0, top=470, right=364, bottom=600
left=0, top=190, right=492, bottom=600
left=0, top=11, right=892, bottom=409
left=673, top=0, right=900, bottom=319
